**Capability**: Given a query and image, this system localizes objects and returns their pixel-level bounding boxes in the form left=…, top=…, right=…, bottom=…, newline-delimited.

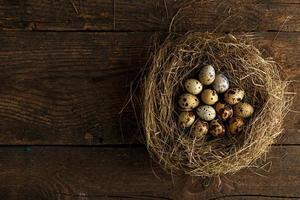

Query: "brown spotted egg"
left=178, top=93, right=199, bottom=110
left=184, top=79, right=203, bottom=95
left=215, top=102, right=226, bottom=113
left=224, top=88, right=245, bottom=105
left=210, top=119, right=225, bottom=137
left=234, top=102, right=254, bottom=118
left=215, top=102, right=233, bottom=121
left=212, top=73, right=229, bottom=93
left=178, top=111, right=195, bottom=128
left=196, top=105, right=216, bottom=121
left=227, top=117, right=245, bottom=134
left=191, top=120, right=209, bottom=138
left=198, top=65, right=215, bottom=85
left=201, top=89, right=218, bottom=105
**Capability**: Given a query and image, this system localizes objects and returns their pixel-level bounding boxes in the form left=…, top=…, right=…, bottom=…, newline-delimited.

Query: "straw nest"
left=143, top=32, right=292, bottom=177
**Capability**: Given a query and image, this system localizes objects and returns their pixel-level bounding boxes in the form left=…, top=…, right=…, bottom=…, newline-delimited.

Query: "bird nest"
left=143, top=32, right=292, bottom=177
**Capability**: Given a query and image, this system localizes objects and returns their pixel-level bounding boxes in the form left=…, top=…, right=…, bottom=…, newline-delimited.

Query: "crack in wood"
left=56, top=192, right=172, bottom=200
left=208, top=194, right=300, bottom=199
left=113, top=0, right=116, bottom=30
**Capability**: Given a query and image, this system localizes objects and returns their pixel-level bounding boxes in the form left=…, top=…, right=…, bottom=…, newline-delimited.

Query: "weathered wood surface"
left=1, top=0, right=299, bottom=31
left=0, top=0, right=113, bottom=31
left=0, top=1, right=300, bottom=199
left=0, top=32, right=148, bottom=145
left=0, top=146, right=299, bottom=200
left=0, top=32, right=299, bottom=145
left=115, top=0, right=300, bottom=32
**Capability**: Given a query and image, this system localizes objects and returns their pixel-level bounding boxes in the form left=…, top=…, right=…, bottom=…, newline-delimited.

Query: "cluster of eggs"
left=178, top=65, right=254, bottom=138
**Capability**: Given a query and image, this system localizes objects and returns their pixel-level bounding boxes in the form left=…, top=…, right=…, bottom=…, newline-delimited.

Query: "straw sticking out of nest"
left=143, top=32, right=293, bottom=177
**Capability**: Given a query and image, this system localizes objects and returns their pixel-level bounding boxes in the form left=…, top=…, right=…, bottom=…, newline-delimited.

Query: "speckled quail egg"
left=212, top=73, right=229, bottom=93
left=178, top=93, right=199, bottom=110
left=184, top=79, right=203, bottom=95
left=210, top=119, right=225, bottom=137
left=215, top=102, right=233, bottom=121
left=198, top=65, right=215, bottom=85
left=227, top=117, right=245, bottom=134
left=196, top=105, right=216, bottom=121
left=191, top=120, right=209, bottom=138
left=224, top=88, right=245, bottom=105
left=178, top=111, right=195, bottom=128
left=215, top=102, right=226, bottom=113
left=234, top=102, right=254, bottom=118
left=201, top=89, right=218, bottom=105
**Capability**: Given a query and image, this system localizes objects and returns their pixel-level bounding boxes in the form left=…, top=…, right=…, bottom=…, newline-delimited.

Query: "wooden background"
left=0, top=0, right=299, bottom=199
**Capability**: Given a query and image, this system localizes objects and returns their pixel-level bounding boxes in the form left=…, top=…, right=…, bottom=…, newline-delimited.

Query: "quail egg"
left=196, top=105, right=216, bottom=121
left=192, top=120, right=209, bottom=138
left=178, top=93, right=199, bottom=110
left=184, top=79, right=203, bottom=95
left=215, top=102, right=233, bottom=121
left=224, top=88, right=245, bottom=105
left=212, top=73, right=229, bottom=93
left=198, top=65, right=215, bottom=85
left=178, top=111, right=195, bottom=128
left=201, top=89, right=218, bottom=105
left=215, top=102, right=226, bottom=113
left=234, top=102, right=254, bottom=118
left=227, top=117, right=245, bottom=134
left=210, top=119, right=225, bottom=137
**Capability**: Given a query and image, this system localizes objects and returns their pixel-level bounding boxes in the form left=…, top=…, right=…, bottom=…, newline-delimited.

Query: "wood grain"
left=0, top=1, right=299, bottom=199
left=116, top=0, right=300, bottom=32
left=0, top=146, right=299, bottom=199
left=0, top=32, right=150, bottom=145
left=1, top=0, right=299, bottom=32
left=0, top=0, right=113, bottom=31
left=0, top=32, right=299, bottom=145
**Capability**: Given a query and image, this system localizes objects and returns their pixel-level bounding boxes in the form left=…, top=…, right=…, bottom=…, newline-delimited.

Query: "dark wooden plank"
left=115, top=0, right=300, bottom=32
left=254, top=32, right=300, bottom=145
left=0, top=32, right=150, bottom=145
left=176, top=145, right=300, bottom=199
left=0, top=146, right=299, bottom=199
left=0, top=147, right=172, bottom=200
left=0, top=32, right=299, bottom=145
left=0, top=0, right=113, bottom=31
left=1, top=0, right=300, bottom=32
